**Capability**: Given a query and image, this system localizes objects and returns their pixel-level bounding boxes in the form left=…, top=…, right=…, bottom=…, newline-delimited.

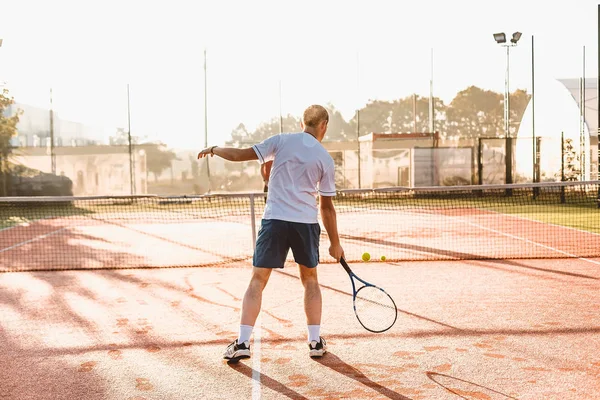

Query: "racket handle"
left=340, top=257, right=353, bottom=274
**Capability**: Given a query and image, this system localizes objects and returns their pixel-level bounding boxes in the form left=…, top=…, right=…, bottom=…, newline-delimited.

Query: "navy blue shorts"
left=253, top=219, right=321, bottom=268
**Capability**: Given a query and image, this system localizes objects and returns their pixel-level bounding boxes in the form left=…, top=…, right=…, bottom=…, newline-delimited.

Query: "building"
left=11, top=145, right=147, bottom=196
left=321, top=132, right=476, bottom=189
left=4, top=102, right=104, bottom=148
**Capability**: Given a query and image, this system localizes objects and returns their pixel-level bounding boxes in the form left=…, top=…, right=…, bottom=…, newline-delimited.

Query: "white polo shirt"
left=252, top=132, right=336, bottom=224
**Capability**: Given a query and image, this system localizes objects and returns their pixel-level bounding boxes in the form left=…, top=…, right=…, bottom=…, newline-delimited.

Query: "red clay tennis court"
left=0, top=181, right=599, bottom=399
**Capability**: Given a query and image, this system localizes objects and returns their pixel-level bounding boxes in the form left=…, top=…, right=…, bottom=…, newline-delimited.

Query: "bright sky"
left=0, top=0, right=598, bottom=149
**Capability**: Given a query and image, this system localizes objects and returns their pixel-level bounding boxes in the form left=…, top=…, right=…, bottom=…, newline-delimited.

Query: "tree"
left=189, top=154, right=199, bottom=180
left=445, top=86, right=531, bottom=139
left=109, top=127, right=143, bottom=145
left=445, top=86, right=504, bottom=139
left=561, top=138, right=580, bottom=181
left=224, top=86, right=529, bottom=146
left=226, top=123, right=250, bottom=148
left=508, top=89, right=531, bottom=136
left=143, top=142, right=178, bottom=182
left=323, top=104, right=352, bottom=141
left=0, top=89, right=22, bottom=196
left=109, top=129, right=179, bottom=182
left=254, top=115, right=302, bottom=143
left=348, top=95, right=446, bottom=136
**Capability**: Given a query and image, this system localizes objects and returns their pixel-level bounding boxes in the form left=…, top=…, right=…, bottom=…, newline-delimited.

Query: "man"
left=197, top=104, right=344, bottom=362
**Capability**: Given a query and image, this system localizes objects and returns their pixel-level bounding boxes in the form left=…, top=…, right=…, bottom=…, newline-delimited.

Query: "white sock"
left=307, top=325, right=320, bottom=343
left=238, top=325, right=253, bottom=345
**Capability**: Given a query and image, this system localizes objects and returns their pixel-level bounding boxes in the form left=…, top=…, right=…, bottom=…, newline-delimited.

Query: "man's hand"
left=329, top=243, right=345, bottom=262
left=197, top=147, right=257, bottom=162
left=261, top=160, right=273, bottom=183
left=197, top=146, right=217, bottom=159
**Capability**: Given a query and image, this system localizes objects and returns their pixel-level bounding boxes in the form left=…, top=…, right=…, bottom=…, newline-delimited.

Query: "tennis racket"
left=340, top=257, right=398, bottom=333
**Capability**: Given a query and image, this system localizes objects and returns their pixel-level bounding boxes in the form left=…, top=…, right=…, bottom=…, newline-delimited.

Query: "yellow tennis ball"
left=380, top=255, right=386, bottom=261
left=362, top=252, right=371, bottom=262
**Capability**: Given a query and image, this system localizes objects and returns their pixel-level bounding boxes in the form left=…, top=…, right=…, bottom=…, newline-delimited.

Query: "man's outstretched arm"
left=197, top=146, right=258, bottom=162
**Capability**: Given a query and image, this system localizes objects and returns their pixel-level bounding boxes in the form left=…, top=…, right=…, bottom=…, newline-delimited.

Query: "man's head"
left=301, top=105, right=329, bottom=141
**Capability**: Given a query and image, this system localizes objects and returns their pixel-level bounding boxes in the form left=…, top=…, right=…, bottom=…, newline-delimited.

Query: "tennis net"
left=1, top=180, right=599, bottom=272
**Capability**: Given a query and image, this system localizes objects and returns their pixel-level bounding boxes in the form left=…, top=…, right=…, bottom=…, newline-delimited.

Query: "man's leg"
left=299, top=264, right=327, bottom=357
left=299, top=264, right=322, bottom=326
left=224, top=267, right=272, bottom=362
left=290, top=221, right=326, bottom=357
left=240, top=267, right=272, bottom=328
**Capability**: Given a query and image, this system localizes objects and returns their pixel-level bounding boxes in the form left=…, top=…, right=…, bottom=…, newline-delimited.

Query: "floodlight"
left=511, top=32, right=522, bottom=44
left=493, top=33, right=506, bottom=44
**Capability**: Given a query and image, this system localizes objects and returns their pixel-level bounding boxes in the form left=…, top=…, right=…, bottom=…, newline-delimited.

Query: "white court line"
left=252, top=314, right=262, bottom=400
left=449, top=215, right=600, bottom=266
left=0, top=216, right=55, bottom=233
left=0, top=227, right=68, bottom=254
left=347, top=207, right=600, bottom=264
left=483, top=208, right=600, bottom=237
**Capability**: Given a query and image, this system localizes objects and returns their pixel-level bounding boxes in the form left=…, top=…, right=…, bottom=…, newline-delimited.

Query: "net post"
left=250, top=194, right=257, bottom=250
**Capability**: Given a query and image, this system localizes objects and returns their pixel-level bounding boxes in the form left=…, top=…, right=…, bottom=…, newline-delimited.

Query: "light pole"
left=204, top=48, right=211, bottom=193
left=0, top=38, right=6, bottom=197
left=50, top=88, right=56, bottom=175
left=493, top=31, right=521, bottom=188
left=0, top=39, right=5, bottom=87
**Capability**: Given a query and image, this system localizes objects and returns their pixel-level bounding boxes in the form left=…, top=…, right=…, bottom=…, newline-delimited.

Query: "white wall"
left=516, top=77, right=593, bottom=181
left=12, top=150, right=147, bottom=195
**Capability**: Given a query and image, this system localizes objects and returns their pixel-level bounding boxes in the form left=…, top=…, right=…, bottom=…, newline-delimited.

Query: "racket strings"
left=354, top=286, right=397, bottom=333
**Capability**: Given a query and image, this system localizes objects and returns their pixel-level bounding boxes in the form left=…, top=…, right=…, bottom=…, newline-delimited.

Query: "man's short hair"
left=303, top=105, right=329, bottom=128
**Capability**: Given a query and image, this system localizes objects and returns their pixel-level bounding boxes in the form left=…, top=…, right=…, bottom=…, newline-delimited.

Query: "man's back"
left=252, top=132, right=336, bottom=224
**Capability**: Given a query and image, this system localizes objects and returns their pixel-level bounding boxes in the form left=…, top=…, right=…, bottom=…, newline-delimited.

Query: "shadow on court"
left=314, top=352, right=412, bottom=400
left=228, top=362, right=310, bottom=400
left=426, top=372, right=518, bottom=400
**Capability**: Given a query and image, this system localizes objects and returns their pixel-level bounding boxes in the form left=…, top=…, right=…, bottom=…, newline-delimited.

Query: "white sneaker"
left=223, top=340, right=251, bottom=362
left=308, top=337, right=327, bottom=358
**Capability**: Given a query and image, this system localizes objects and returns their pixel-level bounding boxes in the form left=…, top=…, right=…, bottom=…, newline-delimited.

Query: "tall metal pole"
left=505, top=45, right=513, bottom=188
left=49, top=88, right=56, bottom=175
left=0, top=39, right=4, bottom=195
left=413, top=94, right=418, bottom=133
left=204, top=49, right=208, bottom=148
left=505, top=46, right=510, bottom=140
left=579, top=76, right=583, bottom=180
left=598, top=4, right=600, bottom=181
left=356, top=51, right=361, bottom=189
left=204, top=48, right=211, bottom=192
left=127, top=84, right=135, bottom=195
left=597, top=5, right=600, bottom=206
left=561, top=132, right=566, bottom=203
left=278, top=80, right=283, bottom=133
left=531, top=35, right=537, bottom=183
left=561, top=131, right=565, bottom=182
left=429, top=48, right=434, bottom=133
left=579, top=46, right=588, bottom=180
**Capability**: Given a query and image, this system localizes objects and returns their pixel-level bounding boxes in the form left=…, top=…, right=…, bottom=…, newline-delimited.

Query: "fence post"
left=560, top=132, right=566, bottom=204
left=533, top=137, right=541, bottom=199
left=505, top=137, right=513, bottom=196
left=477, top=138, right=483, bottom=185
